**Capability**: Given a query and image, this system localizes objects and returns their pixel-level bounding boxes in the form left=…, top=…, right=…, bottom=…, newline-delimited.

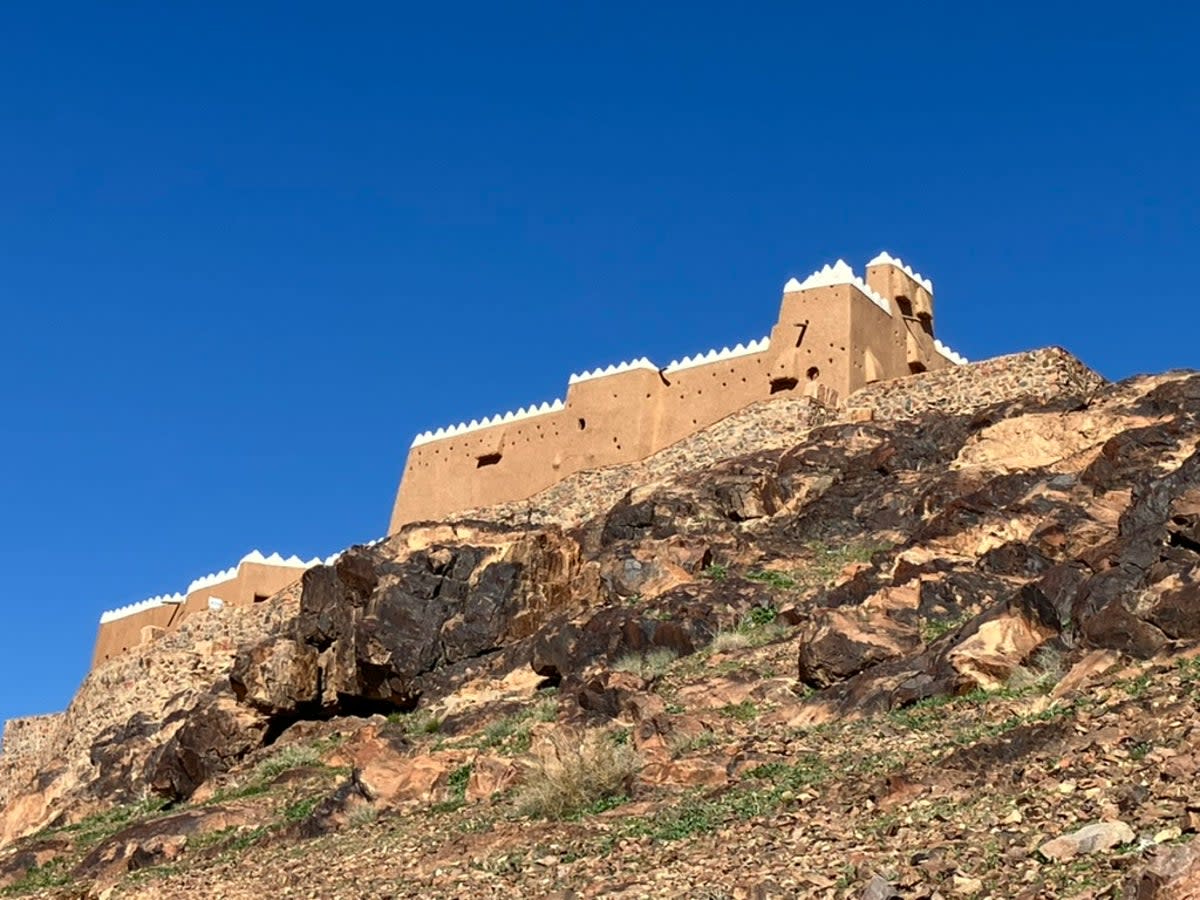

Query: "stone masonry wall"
left=0, top=714, right=64, bottom=764
left=845, top=347, right=1106, bottom=421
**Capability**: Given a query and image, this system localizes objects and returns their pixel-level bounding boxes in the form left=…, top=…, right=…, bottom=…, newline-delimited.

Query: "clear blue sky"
left=1, top=3, right=1196, bottom=725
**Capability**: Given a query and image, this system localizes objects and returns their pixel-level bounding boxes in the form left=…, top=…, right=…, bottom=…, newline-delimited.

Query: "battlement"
left=90, top=547, right=338, bottom=668
left=390, top=252, right=968, bottom=530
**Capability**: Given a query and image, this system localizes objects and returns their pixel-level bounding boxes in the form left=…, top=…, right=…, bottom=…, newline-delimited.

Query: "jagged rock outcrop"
left=10, top=352, right=1200, bottom=899
left=145, top=696, right=270, bottom=801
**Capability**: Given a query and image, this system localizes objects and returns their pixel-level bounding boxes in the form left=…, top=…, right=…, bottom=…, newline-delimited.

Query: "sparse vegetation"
left=449, top=700, right=556, bottom=756
left=793, top=539, right=892, bottom=590
left=515, top=730, right=640, bottom=820
left=609, top=754, right=828, bottom=844
left=1006, top=644, right=1065, bottom=692
left=744, top=569, right=797, bottom=589
left=478, top=714, right=533, bottom=755
left=432, top=763, right=474, bottom=814
left=43, top=796, right=168, bottom=849
left=387, top=708, right=443, bottom=736
left=667, top=730, right=722, bottom=757
left=717, top=700, right=760, bottom=721
left=255, top=743, right=324, bottom=781
left=708, top=629, right=752, bottom=653
left=347, top=804, right=379, bottom=828
left=702, top=563, right=729, bottom=580
left=611, top=647, right=678, bottom=679
left=920, top=613, right=971, bottom=643
left=281, top=796, right=320, bottom=824
left=1, top=858, right=70, bottom=895
left=1121, top=671, right=1152, bottom=699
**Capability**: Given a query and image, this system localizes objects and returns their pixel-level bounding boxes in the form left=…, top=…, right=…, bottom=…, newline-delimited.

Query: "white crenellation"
left=98, top=593, right=185, bottom=625
left=409, top=252, right=935, bottom=452
left=186, top=566, right=237, bottom=594
left=411, top=398, right=566, bottom=448
left=568, top=357, right=658, bottom=385
left=101, top=550, right=328, bottom=624
left=933, top=339, right=969, bottom=366
left=795, top=259, right=892, bottom=315
left=664, top=336, right=771, bottom=373
left=867, top=251, right=934, bottom=293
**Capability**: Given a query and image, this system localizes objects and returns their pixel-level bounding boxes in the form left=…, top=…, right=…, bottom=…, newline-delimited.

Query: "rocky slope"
left=3, top=348, right=1200, bottom=898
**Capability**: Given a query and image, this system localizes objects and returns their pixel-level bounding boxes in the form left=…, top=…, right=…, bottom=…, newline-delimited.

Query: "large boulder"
left=230, top=637, right=320, bottom=715
left=1125, top=838, right=1200, bottom=899
left=73, top=806, right=257, bottom=890
left=797, top=608, right=923, bottom=688
left=220, top=528, right=597, bottom=721
left=145, top=696, right=269, bottom=801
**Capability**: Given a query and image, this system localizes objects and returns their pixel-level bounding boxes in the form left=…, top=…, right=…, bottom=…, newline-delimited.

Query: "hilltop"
left=3, top=347, right=1200, bottom=898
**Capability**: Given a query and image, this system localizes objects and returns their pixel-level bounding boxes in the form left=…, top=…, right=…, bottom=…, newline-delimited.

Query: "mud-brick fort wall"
left=390, top=252, right=969, bottom=529
left=90, top=550, right=333, bottom=668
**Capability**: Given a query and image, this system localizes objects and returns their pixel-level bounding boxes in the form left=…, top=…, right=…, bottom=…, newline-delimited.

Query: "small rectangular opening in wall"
left=770, top=377, right=799, bottom=394
left=253, top=593, right=269, bottom=603
left=476, top=453, right=502, bottom=468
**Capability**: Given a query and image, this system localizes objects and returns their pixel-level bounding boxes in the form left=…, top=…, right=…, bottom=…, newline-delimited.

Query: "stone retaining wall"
left=0, top=714, right=63, bottom=764
left=845, top=347, right=1106, bottom=420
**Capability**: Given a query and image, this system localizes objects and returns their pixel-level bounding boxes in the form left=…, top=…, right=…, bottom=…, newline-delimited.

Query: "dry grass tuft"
left=515, top=729, right=640, bottom=819
left=709, top=630, right=752, bottom=653
left=611, top=647, right=678, bottom=679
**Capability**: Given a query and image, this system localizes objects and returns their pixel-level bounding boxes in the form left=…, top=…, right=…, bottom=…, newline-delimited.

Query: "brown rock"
left=798, top=607, right=922, bottom=688
left=230, top=637, right=320, bottom=714
left=465, top=755, right=520, bottom=802
left=1039, top=820, right=1135, bottom=861
left=74, top=807, right=254, bottom=889
left=1051, top=648, right=1122, bottom=699
left=1125, top=839, right=1200, bottom=899
left=145, top=696, right=269, bottom=801
left=946, top=584, right=1060, bottom=691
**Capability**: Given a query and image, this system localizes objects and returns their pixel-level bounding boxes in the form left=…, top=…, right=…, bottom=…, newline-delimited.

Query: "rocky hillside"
left=3, top=348, right=1200, bottom=898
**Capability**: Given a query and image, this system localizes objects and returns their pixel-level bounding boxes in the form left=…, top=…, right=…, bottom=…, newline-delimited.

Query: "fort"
left=389, top=252, right=967, bottom=529
left=89, top=549, right=334, bottom=667
left=81, top=250, right=968, bottom=671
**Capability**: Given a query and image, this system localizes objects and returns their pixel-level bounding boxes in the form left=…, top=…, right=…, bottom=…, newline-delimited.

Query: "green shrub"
left=256, top=743, right=323, bottom=781
left=745, top=570, right=798, bottom=589
left=717, top=701, right=760, bottom=721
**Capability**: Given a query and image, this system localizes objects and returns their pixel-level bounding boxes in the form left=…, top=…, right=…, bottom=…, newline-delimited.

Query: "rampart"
left=437, top=349, right=1103, bottom=531
left=390, top=252, right=968, bottom=529
left=90, top=549, right=335, bottom=668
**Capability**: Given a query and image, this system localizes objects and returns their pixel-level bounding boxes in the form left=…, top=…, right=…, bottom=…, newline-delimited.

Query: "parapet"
left=97, top=550, right=328, bottom=626
left=391, top=251, right=970, bottom=529
left=90, top=547, right=345, bottom=668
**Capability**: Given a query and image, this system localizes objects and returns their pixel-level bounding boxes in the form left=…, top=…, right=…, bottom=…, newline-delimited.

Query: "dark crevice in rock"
left=1168, top=530, right=1200, bottom=555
